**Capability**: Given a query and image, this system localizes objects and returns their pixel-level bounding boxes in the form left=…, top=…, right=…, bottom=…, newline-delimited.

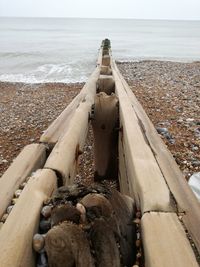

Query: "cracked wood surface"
left=142, top=212, right=199, bottom=267
left=112, top=60, right=200, bottom=254
left=0, top=169, right=57, bottom=267
left=0, top=143, right=46, bottom=220
left=113, top=68, right=174, bottom=213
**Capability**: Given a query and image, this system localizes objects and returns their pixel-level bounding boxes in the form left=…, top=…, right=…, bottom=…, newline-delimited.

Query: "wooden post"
left=0, top=169, right=57, bottom=267
left=97, top=75, right=115, bottom=95
left=102, top=55, right=111, bottom=66
left=100, top=66, right=112, bottom=75
left=92, top=92, right=119, bottom=180
left=0, top=144, right=46, bottom=219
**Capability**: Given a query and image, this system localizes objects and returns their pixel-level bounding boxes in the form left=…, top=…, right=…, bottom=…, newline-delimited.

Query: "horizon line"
left=0, top=15, right=200, bottom=22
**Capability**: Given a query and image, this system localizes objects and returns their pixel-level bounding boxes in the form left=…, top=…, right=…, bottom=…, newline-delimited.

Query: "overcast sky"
left=0, top=0, right=200, bottom=20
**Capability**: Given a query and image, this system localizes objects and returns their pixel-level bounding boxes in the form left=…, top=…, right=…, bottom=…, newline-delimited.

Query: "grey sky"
left=0, top=0, right=200, bottom=20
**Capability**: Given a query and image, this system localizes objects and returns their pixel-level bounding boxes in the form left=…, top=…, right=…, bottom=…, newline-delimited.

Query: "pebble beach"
left=0, top=60, right=200, bottom=181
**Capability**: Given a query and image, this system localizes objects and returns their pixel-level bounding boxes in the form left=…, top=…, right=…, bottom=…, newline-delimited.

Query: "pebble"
left=19, top=182, right=27, bottom=190
left=156, top=127, right=168, bottom=134
left=1, top=213, right=8, bottom=223
left=39, top=218, right=51, bottom=233
left=14, top=189, right=22, bottom=198
left=37, top=251, right=48, bottom=267
left=7, top=205, right=14, bottom=214
left=41, top=205, right=52, bottom=218
left=11, top=198, right=18, bottom=205
left=33, top=234, right=45, bottom=252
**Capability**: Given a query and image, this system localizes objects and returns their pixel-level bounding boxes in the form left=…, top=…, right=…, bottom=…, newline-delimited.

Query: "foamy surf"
left=0, top=63, right=91, bottom=84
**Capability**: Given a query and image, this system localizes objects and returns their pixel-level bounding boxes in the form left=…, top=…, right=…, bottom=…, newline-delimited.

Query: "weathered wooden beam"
left=97, top=75, right=115, bottom=95
left=44, top=72, right=98, bottom=185
left=113, top=61, right=200, bottom=253
left=40, top=68, right=100, bottom=146
left=113, top=68, right=174, bottom=213
left=92, top=92, right=119, bottom=180
left=0, top=144, right=46, bottom=220
left=142, top=212, right=199, bottom=267
left=0, top=169, right=57, bottom=267
left=102, top=55, right=111, bottom=66
left=100, top=66, right=112, bottom=75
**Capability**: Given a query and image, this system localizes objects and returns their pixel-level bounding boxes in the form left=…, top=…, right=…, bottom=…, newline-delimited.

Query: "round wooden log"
left=0, top=144, right=46, bottom=220
left=0, top=169, right=57, bottom=267
left=45, top=183, right=136, bottom=267
left=91, top=92, right=119, bottom=180
left=45, top=222, right=94, bottom=267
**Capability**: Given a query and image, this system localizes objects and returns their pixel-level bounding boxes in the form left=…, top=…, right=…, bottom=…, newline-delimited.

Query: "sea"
left=0, top=17, right=200, bottom=83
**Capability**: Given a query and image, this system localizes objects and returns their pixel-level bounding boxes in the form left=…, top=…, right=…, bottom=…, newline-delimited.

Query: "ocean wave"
left=0, top=51, right=42, bottom=59
left=0, top=63, right=89, bottom=83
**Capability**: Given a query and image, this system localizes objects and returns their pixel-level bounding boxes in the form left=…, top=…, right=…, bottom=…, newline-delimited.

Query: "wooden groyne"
left=0, top=39, right=200, bottom=267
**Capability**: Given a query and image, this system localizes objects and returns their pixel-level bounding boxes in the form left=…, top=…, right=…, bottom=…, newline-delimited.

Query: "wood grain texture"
left=113, top=61, right=200, bottom=253
left=113, top=68, right=174, bottom=213
left=92, top=93, right=119, bottom=180
left=45, top=71, right=98, bottom=185
left=142, top=212, right=199, bottom=267
left=0, top=143, right=46, bottom=219
left=0, top=169, right=57, bottom=267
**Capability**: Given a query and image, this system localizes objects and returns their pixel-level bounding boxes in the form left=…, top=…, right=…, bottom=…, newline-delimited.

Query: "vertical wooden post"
left=92, top=92, right=119, bottom=180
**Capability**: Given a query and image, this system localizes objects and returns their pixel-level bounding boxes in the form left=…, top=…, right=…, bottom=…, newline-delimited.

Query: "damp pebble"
left=136, top=252, right=142, bottom=259
left=37, top=251, right=48, bottom=267
left=1, top=213, right=8, bottom=223
left=41, top=205, right=52, bottom=218
left=33, top=234, right=45, bottom=252
left=7, top=205, right=14, bottom=214
left=133, top=218, right=140, bottom=224
left=11, top=198, right=18, bottom=205
left=136, top=211, right=141, bottom=218
left=135, top=239, right=141, bottom=247
left=39, top=218, right=51, bottom=233
left=14, top=189, right=22, bottom=198
left=19, top=182, right=27, bottom=190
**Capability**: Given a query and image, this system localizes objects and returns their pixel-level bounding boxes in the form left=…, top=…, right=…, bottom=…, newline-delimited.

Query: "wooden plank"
left=113, top=68, right=174, bottom=213
left=112, top=61, right=200, bottom=253
left=0, top=144, right=46, bottom=220
left=40, top=68, right=100, bottom=145
left=118, top=131, right=130, bottom=195
left=0, top=169, right=57, bottom=267
left=142, top=212, right=199, bottom=267
left=44, top=72, right=97, bottom=185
